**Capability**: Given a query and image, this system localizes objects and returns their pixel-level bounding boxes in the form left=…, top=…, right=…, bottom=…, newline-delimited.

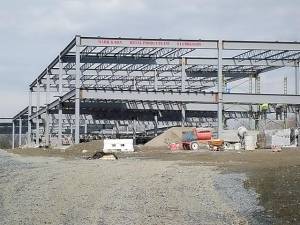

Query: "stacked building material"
left=264, top=129, right=291, bottom=148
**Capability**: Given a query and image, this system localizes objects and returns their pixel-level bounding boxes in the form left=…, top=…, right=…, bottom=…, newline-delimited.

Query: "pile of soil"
left=10, top=140, right=104, bottom=159
left=144, top=127, right=194, bottom=149
left=65, top=140, right=104, bottom=154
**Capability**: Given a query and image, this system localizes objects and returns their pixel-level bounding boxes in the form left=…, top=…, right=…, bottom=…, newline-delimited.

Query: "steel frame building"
left=11, top=36, right=300, bottom=147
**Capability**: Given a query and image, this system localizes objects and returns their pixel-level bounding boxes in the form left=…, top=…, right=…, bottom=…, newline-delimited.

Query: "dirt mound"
left=10, top=140, right=104, bottom=159
left=66, top=140, right=103, bottom=153
left=64, top=140, right=104, bottom=157
left=144, top=127, right=194, bottom=148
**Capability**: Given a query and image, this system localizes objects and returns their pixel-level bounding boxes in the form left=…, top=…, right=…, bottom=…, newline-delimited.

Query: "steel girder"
left=81, top=89, right=300, bottom=105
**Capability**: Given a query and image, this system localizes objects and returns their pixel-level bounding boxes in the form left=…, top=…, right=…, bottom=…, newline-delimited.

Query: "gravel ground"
left=0, top=149, right=251, bottom=225
left=214, top=173, right=271, bottom=225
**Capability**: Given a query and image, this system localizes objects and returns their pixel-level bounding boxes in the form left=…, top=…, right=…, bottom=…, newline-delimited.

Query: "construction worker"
left=260, top=103, right=268, bottom=120
left=295, top=128, right=299, bottom=146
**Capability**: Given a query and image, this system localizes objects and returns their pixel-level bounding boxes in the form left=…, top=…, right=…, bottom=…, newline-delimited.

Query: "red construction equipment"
left=208, top=139, right=224, bottom=151
left=181, top=129, right=213, bottom=150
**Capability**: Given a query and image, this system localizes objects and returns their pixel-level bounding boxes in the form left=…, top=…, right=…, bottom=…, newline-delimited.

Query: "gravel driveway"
left=0, top=150, right=252, bottom=225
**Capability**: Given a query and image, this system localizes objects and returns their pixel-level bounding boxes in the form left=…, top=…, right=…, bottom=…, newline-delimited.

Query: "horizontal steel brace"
left=60, top=56, right=295, bottom=67
left=81, top=89, right=217, bottom=103
left=223, top=93, right=300, bottom=105
left=81, top=89, right=300, bottom=105
left=62, top=55, right=156, bottom=64
left=187, top=57, right=295, bottom=67
left=223, top=41, right=300, bottom=51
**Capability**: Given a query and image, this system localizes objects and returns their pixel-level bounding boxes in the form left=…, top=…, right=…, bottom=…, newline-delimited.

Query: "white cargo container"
left=103, top=139, right=134, bottom=153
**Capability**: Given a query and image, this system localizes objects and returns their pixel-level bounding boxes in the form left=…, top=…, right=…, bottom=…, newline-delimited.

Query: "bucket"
left=169, top=143, right=180, bottom=151
left=245, top=135, right=256, bottom=150
left=234, top=143, right=241, bottom=151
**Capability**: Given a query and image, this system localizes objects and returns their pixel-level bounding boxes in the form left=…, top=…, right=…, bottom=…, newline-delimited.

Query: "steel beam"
left=47, top=119, right=209, bottom=130
left=223, top=40, right=300, bottom=51
left=81, top=89, right=300, bottom=105
left=13, top=107, right=28, bottom=120
left=82, top=89, right=217, bottom=103
left=223, top=93, right=300, bottom=105
left=186, top=57, right=295, bottom=67
left=80, top=37, right=218, bottom=49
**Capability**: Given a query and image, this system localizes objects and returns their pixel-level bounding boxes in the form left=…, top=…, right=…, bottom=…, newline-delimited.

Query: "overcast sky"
left=0, top=0, right=300, bottom=117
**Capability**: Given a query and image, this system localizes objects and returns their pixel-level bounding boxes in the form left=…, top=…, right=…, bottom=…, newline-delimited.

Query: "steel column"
left=36, top=79, right=40, bottom=146
left=115, top=121, right=120, bottom=138
left=154, top=114, right=158, bottom=136
left=181, top=105, right=186, bottom=127
left=295, top=62, right=299, bottom=127
left=284, top=77, right=288, bottom=128
left=254, top=75, right=260, bottom=129
left=133, top=118, right=136, bottom=144
left=181, top=58, right=186, bottom=92
left=45, top=69, right=50, bottom=146
left=18, top=118, right=22, bottom=147
left=295, top=63, right=299, bottom=95
left=84, top=120, right=88, bottom=134
left=75, top=36, right=81, bottom=144
left=58, top=56, right=63, bottom=146
left=133, top=77, right=136, bottom=90
left=58, top=102, right=62, bottom=145
left=249, top=74, right=253, bottom=129
left=12, top=121, right=15, bottom=149
left=27, top=89, right=32, bottom=145
left=217, top=40, right=223, bottom=137
left=154, top=70, right=158, bottom=91
left=255, top=75, right=261, bottom=94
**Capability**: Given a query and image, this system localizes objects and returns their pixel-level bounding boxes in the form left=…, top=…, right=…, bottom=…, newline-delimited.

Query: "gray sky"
left=0, top=0, right=299, bottom=117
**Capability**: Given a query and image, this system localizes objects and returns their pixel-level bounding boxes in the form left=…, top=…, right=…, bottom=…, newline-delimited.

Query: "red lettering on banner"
left=177, top=41, right=202, bottom=47
left=97, top=39, right=202, bottom=48
left=98, top=39, right=123, bottom=45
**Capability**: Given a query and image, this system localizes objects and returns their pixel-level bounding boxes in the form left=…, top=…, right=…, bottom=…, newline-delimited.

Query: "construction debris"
left=87, top=151, right=118, bottom=160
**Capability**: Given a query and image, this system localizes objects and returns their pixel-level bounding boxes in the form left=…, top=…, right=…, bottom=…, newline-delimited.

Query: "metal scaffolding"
left=11, top=36, right=300, bottom=147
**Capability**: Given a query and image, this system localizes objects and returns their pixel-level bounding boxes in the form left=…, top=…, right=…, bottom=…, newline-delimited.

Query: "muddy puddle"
left=243, top=165, right=300, bottom=225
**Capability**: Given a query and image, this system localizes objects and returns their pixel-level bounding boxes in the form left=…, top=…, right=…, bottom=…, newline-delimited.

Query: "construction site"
left=1, top=35, right=299, bottom=151
left=1, top=36, right=300, bottom=225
